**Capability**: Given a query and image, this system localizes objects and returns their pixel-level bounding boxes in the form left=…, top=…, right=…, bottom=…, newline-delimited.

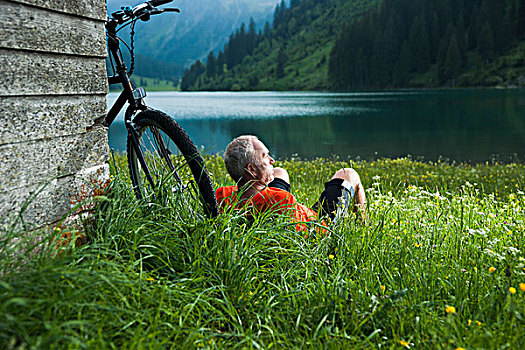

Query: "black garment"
left=269, top=177, right=355, bottom=220
left=312, top=178, right=354, bottom=220
left=267, top=177, right=291, bottom=192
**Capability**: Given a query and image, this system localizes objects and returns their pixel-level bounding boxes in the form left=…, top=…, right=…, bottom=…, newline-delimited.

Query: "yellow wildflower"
left=380, top=285, right=386, bottom=294
left=328, top=254, right=334, bottom=260
left=489, top=266, right=496, bottom=273
left=509, top=287, right=516, bottom=294
left=519, top=283, right=525, bottom=292
left=445, top=306, right=456, bottom=314
left=476, top=321, right=482, bottom=327
left=146, top=278, right=155, bottom=281
left=456, top=347, right=466, bottom=350
left=399, top=340, right=409, bottom=347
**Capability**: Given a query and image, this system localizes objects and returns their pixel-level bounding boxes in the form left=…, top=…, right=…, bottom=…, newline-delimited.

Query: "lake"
left=107, top=90, right=525, bottom=162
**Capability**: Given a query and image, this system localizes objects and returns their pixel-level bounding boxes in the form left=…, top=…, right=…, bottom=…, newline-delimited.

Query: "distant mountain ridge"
left=106, top=0, right=281, bottom=79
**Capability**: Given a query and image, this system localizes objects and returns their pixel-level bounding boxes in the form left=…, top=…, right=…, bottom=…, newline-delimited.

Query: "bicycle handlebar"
left=108, top=0, right=178, bottom=26
left=106, top=0, right=178, bottom=81
left=148, top=0, right=173, bottom=6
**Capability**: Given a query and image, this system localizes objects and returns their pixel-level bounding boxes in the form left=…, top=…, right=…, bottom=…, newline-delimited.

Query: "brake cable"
left=129, top=19, right=136, bottom=76
left=109, top=19, right=137, bottom=78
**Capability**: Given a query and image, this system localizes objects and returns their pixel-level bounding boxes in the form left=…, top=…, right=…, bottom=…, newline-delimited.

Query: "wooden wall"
left=0, top=0, right=109, bottom=229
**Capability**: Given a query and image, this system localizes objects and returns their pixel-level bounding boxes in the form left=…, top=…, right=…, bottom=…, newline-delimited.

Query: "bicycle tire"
left=127, top=109, right=219, bottom=219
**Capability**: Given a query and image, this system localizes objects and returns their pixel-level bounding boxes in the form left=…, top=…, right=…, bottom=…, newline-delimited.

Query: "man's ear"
left=245, top=163, right=257, bottom=178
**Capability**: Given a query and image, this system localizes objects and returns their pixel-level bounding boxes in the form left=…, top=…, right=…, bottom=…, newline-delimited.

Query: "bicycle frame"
left=103, top=0, right=182, bottom=193
left=104, top=20, right=145, bottom=128
left=100, top=1, right=218, bottom=217
left=104, top=0, right=177, bottom=127
left=104, top=20, right=157, bottom=188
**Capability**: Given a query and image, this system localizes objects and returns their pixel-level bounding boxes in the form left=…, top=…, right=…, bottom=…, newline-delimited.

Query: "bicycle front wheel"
left=127, top=109, right=218, bottom=219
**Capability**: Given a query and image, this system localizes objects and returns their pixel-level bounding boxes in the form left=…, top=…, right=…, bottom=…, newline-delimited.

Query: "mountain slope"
left=181, top=0, right=381, bottom=90
left=106, top=0, right=281, bottom=79
left=183, top=0, right=525, bottom=91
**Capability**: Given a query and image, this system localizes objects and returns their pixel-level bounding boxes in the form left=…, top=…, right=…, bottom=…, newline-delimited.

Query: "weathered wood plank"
left=7, top=0, right=106, bottom=21
left=1, top=177, right=75, bottom=230
left=0, top=1, right=106, bottom=57
left=0, top=49, right=108, bottom=96
left=0, top=0, right=110, bottom=231
left=0, top=163, right=109, bottom=229
left=0, top=95, right=107, bottom=145
left=0, top=127, right=109, bottom=192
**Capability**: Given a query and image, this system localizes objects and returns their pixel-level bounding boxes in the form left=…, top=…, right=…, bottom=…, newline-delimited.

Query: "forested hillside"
left=181, top=0, right=379, bottom=90
left=182, top=0, right=525, bottom=91
left=330, top=0, right=525, bottom=89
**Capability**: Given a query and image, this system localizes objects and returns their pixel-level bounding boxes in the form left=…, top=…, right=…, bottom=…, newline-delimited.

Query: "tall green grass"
left=1, top=156, right=524, bottom=348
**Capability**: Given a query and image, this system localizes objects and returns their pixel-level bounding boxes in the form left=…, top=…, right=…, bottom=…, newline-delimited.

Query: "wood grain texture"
left=7, top=0, right=107, bottom=21
left=0, top=127, right=109, bottom=192
left=0, top=164, right=109, bottom=229
left=0, top=1, right=106, bottom=57
left=0, top=95, right=107, bottom=145
left=0, top=0, right=110, bottom=229
left=0, top=49, right=108, bottom=96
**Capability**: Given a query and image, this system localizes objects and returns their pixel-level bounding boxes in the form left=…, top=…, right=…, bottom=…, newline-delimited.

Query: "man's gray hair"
left=224, top=135, right=259, bottom=182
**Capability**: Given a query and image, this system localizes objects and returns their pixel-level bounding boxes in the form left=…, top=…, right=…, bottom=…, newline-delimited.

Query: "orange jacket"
left=215, top=186, right=325, bottom=232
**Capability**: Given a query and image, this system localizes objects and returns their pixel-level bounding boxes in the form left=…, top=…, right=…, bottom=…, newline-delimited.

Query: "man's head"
left=224, top=135, right=275, bottom=185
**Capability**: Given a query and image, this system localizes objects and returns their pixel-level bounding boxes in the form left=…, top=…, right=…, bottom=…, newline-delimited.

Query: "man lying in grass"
left=215, top=135, right=367, bottom=230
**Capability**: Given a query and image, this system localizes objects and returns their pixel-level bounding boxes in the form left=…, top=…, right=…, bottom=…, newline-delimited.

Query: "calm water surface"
left=107, top=90, right=525, bottom=162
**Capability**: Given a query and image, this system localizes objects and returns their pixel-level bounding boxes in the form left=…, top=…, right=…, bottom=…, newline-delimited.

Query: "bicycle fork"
left=126, top=119, right=156, bottom=191
left=126, top=118, right=182, bottom=193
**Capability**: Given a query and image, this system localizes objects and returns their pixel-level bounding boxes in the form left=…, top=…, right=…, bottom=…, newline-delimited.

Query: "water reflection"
left=107, top=90, right=525, bottom=162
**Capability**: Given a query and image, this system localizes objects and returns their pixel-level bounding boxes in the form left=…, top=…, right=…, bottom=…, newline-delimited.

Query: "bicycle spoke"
left=127, top=110, right=218, bottom=220
left=151, top=127, right=178, bottom=176
left=134, top=126, right=202, bottom=215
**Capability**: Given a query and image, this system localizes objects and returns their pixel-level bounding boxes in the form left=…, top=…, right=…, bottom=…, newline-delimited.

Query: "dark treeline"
left=133, top=54, right=183, bottom=81
left=180, top=17, right=267, bottom=90
left=181, top=0, right=326, bottom=90
left=329, top=0, right=525, bottom=89
left=106, top=53, right=183, bottom=83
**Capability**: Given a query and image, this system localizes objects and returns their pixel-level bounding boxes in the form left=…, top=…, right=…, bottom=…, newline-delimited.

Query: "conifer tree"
left=393, top=41, right=410, bottom=86
left=273, top=0, right=287, bottom=29
left=263, top=21, right=271, bottom=38
left=478, top=22, right=494, bottom=63
left=354, top=48, right=367, bottom=89
left=180, top=60, right=205, bottom=91
left=518, top=0, right=525, bottom=39
left=479, top=0, right=507, bottom=53
left=276, top=46, right=287, bottom=78
left=248, top=18, right=257, bottom=53
left=436, top=36, right=449, bottom=84
left=217, top=51, right=225, bottom=75
left=408, top=15, right=431, bottom=73
left=206, top=51, right=216, bottom=77
left=467, top=4, right=481, bottom=50
left=182, top=0, right=523, bottom=92
left=445, top=34, right=462, bottom=87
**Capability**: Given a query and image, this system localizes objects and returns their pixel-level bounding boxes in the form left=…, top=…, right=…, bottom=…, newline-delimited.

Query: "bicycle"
left=104, top=0, right=219, bottom=218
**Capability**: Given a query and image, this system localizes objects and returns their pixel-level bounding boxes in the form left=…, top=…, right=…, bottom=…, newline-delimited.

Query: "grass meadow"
left=1, top=155, right=524, bottom=349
